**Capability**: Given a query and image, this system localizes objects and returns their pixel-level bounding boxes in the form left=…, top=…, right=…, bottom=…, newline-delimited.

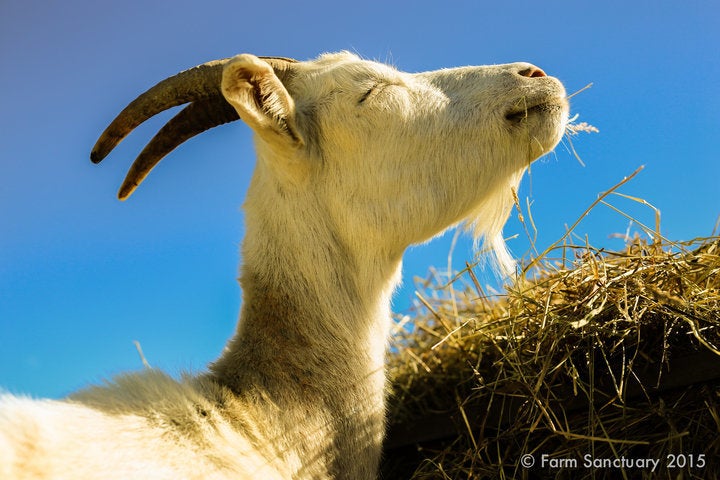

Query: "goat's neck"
left=225, top=243, right=400, bottom=391
left=210, top=168, right=402, bottom=474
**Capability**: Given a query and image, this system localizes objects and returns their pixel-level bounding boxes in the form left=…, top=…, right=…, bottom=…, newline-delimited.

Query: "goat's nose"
left=517, top=66, right=546, bottom=78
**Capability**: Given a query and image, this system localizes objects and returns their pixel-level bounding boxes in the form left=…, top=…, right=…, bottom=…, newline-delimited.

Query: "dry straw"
left=382, top=170, right=720, bottom=479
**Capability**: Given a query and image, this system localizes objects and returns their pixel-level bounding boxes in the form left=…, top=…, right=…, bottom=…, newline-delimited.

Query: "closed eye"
left=357, top=80, right=405, bottom=105
left=357, top=85, right=379, bottom=105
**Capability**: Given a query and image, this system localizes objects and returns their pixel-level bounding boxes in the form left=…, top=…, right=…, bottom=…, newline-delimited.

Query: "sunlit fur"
left=0, top=52, right=568, bottom=479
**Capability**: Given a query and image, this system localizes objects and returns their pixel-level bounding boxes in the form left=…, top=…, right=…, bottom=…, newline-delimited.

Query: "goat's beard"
left=465, top=168, right=527, bottom=277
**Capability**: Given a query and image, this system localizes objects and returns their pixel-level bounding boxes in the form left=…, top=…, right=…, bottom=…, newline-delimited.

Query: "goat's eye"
left=357, top=81, right=405, bottom=105
left=357, top=86, right=377, bottom=105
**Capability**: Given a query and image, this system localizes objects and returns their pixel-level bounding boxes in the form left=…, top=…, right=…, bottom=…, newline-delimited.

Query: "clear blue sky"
left=1, top=1, right=718, bottom=398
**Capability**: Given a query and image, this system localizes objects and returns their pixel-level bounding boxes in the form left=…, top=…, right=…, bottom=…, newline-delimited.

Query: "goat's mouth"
left=505, top=99, right=566, bottom=123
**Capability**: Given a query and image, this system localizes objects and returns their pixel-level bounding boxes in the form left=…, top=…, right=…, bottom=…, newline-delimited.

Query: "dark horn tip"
left=117, top=184, right=135, bottom=201
left=90, top=150, right=105, bottom=164
left=90, top=140, right=112, bottom=164
left=118, top=173, right=143, bottom=200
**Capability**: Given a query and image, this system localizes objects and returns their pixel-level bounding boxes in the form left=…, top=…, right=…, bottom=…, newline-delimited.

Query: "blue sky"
left=1, top=1, right=718, bottom=398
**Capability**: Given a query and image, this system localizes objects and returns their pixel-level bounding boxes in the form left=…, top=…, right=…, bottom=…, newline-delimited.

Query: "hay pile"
left=383, top=233, right=720, bottom=479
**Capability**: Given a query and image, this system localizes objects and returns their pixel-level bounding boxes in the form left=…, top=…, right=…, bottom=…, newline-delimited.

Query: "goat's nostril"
left=518, top=67, right=547, bottom=78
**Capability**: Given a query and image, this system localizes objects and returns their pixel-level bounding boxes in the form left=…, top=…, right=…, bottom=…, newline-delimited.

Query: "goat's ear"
left=221, top=54, right=304, bottom=149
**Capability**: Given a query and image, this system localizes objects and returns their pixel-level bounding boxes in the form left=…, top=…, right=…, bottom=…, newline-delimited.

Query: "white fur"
left=0, top=51, right=568, bottom=479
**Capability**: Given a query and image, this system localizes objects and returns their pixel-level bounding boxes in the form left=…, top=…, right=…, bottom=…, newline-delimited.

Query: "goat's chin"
left=524, top=109, right=569, bottom=159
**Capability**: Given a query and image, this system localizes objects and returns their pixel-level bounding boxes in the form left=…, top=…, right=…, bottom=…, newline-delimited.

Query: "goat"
left=0, top=51, right=569, bottom=479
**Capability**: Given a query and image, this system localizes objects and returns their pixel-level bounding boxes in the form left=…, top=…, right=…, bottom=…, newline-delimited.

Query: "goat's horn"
left=90, top=56, right=297, bottom=200
left=116, top=96, right=239, bottom=200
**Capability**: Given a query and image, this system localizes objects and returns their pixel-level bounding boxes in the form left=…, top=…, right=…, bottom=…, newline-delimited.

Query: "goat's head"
left=92, top=52, right=568, bottom=273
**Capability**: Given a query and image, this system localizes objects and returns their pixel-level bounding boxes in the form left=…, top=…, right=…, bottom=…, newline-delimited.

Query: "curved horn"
left=116, top=96, right=239, bottom=200
left=91, top=56, right=297, bottom=200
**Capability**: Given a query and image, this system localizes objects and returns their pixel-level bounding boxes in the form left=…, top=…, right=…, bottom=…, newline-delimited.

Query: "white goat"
left=0, top=51, right=568, bottom=479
